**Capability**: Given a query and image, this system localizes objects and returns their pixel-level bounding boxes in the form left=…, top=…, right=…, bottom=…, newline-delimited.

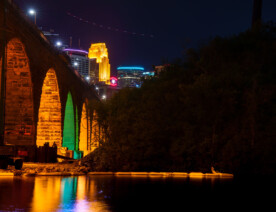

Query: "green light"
left=61, top=177, right=77, bottom=207
left=63, top=92, right=75, bottom=151
left=75, top=106, right=79, bottom=151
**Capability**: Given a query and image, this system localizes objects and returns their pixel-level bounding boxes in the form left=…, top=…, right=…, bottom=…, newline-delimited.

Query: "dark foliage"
left=83, top=23, right=276, bottom=177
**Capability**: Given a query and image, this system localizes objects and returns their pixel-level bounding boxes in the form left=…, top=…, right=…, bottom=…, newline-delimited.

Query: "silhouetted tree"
left=83, top=23, right=276, bottom=177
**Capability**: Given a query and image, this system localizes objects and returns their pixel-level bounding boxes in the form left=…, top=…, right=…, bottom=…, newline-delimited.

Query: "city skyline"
left=0, top=2, right=275, bottom=210
left=14, top=0, right=276, bottom=72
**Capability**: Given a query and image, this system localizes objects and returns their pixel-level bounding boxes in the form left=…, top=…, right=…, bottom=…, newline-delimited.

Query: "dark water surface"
left=0, top=175, right=274, bottom=211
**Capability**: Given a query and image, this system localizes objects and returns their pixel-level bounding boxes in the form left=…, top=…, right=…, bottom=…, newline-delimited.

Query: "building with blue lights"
left=117, top=66, right=146, bottom=88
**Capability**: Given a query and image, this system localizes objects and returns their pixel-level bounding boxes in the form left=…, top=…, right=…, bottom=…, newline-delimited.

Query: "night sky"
left=13, top=0, right=276, bottom=75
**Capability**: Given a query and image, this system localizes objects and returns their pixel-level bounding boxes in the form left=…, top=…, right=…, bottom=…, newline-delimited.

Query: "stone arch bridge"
left=0, top=1, right=102, bottom=159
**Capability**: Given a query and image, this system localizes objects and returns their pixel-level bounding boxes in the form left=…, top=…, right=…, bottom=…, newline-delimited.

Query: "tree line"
left=83, top=23, right=276, bottom=177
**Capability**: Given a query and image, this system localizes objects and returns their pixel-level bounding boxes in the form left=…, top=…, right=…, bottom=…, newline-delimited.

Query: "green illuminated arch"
left=75, top=106, right=79, bottom=151
left=63, top=92, right=75, bottom=150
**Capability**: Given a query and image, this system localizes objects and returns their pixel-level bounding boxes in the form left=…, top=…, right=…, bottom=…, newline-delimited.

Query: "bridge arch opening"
left=62, top=92, right=76, bottom=151
left=91, top=110, right=101, bottom=151
left=4, top=38, right=34, bottom=145
left=36, top=68, right=62, bottom=147
left=75, top=106, right=79, bottom=151
left=79, top=102, right=88, bottom=156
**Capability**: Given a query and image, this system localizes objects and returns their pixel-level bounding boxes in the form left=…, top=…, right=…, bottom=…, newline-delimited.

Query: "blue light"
left=143, top=72, right=154, bottom=76
left=117, top=66, right=144, bottom=71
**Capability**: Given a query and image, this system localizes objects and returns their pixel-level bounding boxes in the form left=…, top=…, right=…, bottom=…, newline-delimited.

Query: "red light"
left=18, top=151, right=28, bottom=156
left=110, top=77, right=118, bottom=87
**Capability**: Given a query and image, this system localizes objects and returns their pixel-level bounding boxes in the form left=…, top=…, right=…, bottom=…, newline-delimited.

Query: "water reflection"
left=31, top=177, right=62, bottom=211
left=0, top=177, right=34, bottom=210
left=1, top=175, right=271, bottom=211
left=30, top=176, right=110, bottom=212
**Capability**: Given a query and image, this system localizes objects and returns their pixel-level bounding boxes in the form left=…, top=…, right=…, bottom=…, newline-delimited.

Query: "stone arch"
left=79, top=102, right=88, bottom=156
left=62, top=92, right=76, bottom=150
left=75, top=106, right=79, bottom=151
left=4, top=38, right=34, bottom=145
left=91, top=110, right=101, bottom=152
left=36, top=68, right=62, bottom=147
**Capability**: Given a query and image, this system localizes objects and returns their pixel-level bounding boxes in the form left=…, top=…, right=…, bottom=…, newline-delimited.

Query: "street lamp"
left=56, top=41, right=62, bottom=47
left=29, top=9, right=36, bottom=25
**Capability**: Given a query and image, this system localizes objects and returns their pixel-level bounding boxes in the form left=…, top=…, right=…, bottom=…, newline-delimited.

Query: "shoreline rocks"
left=0, top=162, right=234, bottom=178
left=0, top=161, right=89, bottom=176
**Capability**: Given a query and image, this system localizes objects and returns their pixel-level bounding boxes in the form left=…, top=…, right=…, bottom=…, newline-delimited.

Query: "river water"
left=0, top=175, right=274, bottom=211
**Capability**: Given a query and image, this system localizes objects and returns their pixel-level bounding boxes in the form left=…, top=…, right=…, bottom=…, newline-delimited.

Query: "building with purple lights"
left=63, top=48, right=90, bottom=80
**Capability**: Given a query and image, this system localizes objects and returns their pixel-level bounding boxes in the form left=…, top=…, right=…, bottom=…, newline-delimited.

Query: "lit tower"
left=88, top=43, right=110, bottom=84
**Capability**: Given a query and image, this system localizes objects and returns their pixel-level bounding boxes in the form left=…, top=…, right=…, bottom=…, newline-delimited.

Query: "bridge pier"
left=0, top=1, right=101, bottom=161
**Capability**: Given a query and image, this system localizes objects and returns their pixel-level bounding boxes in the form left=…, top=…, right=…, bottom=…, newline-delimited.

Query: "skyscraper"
left=63, top=48, right=91, bottom=81
left=88, top=43, right=111, bottom=85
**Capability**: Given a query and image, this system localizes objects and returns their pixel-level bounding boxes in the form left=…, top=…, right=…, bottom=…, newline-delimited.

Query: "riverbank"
left=88, top=171, right=233, bottom=178
left=0, top=162, right=88, bottom=176
left=0, top=162, right=233, bottom=178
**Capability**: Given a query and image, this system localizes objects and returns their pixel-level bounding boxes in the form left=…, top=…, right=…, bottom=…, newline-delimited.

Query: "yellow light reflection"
left=31, top=177, right=62, bottom=212
left=30, top=176, right=110, bottom=212
left=75, top=176, right=110, bottom=212
left=88, top=43, right=110, bottom=84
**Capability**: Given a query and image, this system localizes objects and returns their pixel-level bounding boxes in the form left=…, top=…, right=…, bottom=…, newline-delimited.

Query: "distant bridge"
left=0, top=0, right=101, bottom=158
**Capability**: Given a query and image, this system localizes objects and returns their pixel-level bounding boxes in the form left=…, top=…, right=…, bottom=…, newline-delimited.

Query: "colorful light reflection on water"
left=0, top=176, right=110, bottom=212
left=0, top=175, right=274, bottom=211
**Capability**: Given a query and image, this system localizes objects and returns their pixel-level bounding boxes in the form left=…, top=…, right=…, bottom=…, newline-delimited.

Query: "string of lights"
left=67, top=12, right=154, bottom=39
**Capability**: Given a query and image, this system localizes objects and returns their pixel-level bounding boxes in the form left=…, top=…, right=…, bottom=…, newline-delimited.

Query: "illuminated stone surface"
left=36, top=69, right=62, bottom=147
left=91, top=110, right=100, bottom=152
left=79, top=106, right=101, bottom=156
left=4, top=38, right=34, bottom=145
left=63, top=92, right=75, bottom=151
left=0, top=2, right=100, bottom=156
left=79, top=103, right=88, bottom=156
left=88, top=43, right=110, bottom=84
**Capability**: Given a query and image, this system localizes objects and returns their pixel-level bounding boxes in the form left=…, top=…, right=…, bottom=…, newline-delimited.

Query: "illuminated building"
left=88, top=43, right=111, bottom=84
left=142, top=71, right=155, bottom=80
left=89, top=59, right=99, bottom=84
left=87, top=43, right=118, bottom=100
left=94, top=79, right=120, bottom=100
left=117, top=66, right=145, bottom=88
left=63, top=48, right=90, bottom=81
